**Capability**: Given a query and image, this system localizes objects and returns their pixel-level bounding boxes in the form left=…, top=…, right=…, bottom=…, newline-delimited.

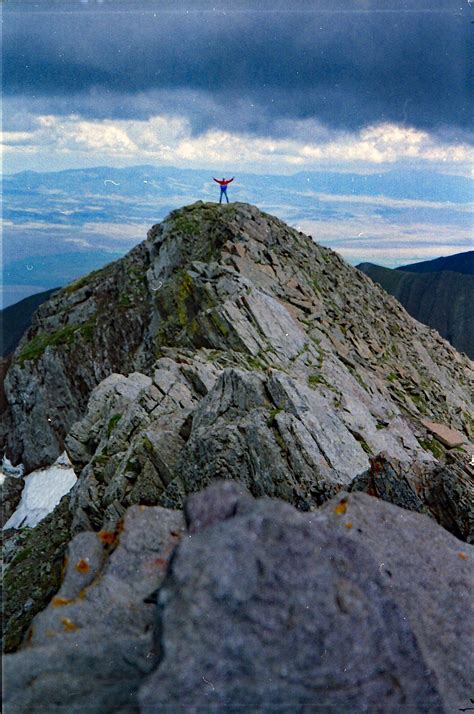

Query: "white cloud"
left=63, top=237, right=94, bottom=248
left=81, top=221, right=149, bottom=239
left=308, top=192, right=473, bottom=212
left=5, top=220, right=72, bottom=231
left=297, top=216, right=473, bottom=268
left=3, top=113, right=473, bottom=175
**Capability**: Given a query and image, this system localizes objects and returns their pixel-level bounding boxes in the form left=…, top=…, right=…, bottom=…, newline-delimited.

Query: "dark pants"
left=219, top=189, right=229, bottom=204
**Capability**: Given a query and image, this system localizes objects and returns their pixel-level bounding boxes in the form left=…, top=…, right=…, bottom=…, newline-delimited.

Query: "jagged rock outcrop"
left=349, top=452, right=474, bottom=542
left=66, top=360, right=219, bottom=532
left=2, top=202, right=473, bottom=652
left=3, top=243, right=153, bottom=472
left=4, top=483, right=473, bottom=713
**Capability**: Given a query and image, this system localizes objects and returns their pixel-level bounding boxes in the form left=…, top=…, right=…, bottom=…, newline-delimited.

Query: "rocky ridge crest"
left=2, top=202, right=473, bottom=656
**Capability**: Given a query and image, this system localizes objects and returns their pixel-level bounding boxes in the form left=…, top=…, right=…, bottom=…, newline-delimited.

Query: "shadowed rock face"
left=3, top=242, right=153, bottom=472
left=4, top=484, right=472, bottom=713
left=357, top=261, right=474, bottom=359
left=2, top=203, right=473, bottom=656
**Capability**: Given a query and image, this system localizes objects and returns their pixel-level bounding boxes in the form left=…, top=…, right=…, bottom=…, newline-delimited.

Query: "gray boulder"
left=139, top=484, right=473, bottom=713
left=2, top=503, right=184, bottom=713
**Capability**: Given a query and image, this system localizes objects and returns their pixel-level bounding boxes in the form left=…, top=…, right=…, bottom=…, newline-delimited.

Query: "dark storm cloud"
left=3, top=0, right=473, bottom=136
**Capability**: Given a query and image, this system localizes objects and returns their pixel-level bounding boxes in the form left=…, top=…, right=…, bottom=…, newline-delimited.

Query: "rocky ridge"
left=2, top=202, right=473, bottom=659
left=3, top=202, right=472, bottom=475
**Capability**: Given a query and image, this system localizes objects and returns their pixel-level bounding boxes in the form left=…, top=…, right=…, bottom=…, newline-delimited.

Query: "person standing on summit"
left=213, top=176, right=234, bottom=203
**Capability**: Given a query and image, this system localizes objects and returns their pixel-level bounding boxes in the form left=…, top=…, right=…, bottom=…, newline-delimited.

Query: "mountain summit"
left=2, top=203, right=473, bottom=708
left=3, top=202, right=472, bottom=470
left=3, top=200, right=472, bottom=527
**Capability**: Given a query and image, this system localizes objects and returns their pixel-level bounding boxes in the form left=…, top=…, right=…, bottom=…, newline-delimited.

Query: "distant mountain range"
left=397, top=252, right=474, bottom=276
left=358, top=251, right=474, bottom=358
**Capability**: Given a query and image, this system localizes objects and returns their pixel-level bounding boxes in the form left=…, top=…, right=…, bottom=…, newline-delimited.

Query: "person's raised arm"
left=212, top=177, right=220, bottom=183
left=228, top=177, right=234, bottom=183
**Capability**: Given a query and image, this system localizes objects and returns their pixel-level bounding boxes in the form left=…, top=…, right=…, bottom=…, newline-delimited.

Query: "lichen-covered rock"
left=4, top=483, right=472, bottom=713
left=139, top=484, right=473, bottom=713
left=3, top=504, right=185, bottom=713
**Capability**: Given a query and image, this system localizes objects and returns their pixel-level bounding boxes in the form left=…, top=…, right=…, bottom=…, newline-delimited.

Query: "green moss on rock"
left=107, top=414, right=122, bottom=436
left=266, top=407, right=283, bottom=427
left=418, top=438, right=446, bottom=460
left=62, top=264, right=112, bottom=294
left=17, top=319, right=97, bottom=366
left=3, top=498, right=73, bottom=653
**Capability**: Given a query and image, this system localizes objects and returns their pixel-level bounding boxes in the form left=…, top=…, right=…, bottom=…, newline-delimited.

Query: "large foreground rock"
left=6, top=483, right=470, bottom=712
left=139, top=483, right=473, bottom=713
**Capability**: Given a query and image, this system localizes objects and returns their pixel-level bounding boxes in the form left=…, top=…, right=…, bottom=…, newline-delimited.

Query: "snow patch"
left=3, top=452, right=77, bottom=530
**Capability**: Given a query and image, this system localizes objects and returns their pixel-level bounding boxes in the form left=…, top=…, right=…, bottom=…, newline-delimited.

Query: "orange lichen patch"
left=154, top=557, right=168, bottom=568
left=334, top=499, right=348, bottom=515
left=98, top=530, right=117, bottom=546
left=458, top=552, right=467, bottom=560
left=75, top=559, right=90, bottom=573
left=345, top=522, right=353, bottom=530
left=52, top=596, right=74, bottom=607
left=78, top=588, right=87, bottom=600
left=61, top=617, right=79, bottom=632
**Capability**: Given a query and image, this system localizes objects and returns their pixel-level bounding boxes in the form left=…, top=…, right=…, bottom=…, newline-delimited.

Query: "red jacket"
left=213, top=177, right=234, bottom=186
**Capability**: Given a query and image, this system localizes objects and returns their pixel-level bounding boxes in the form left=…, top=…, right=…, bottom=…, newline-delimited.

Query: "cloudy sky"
left=3, top=0, right=473, bottom=175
